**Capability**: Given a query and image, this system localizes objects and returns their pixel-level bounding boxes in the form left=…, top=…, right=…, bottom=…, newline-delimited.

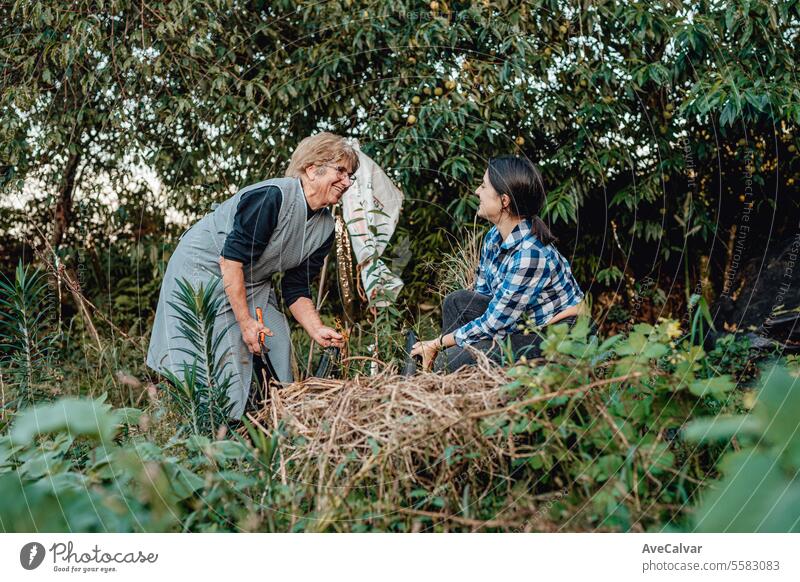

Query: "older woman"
left=412, top=156, right=585, bottom=371
left=147, top=132, right=358, bottom=419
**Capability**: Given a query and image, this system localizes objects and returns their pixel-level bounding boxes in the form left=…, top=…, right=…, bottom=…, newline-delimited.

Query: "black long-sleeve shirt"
left=221, top=185, right=333, bottom=306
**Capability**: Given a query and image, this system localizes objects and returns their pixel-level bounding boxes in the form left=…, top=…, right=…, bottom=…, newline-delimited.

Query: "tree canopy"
left=2, top=0, right=799, bottom=302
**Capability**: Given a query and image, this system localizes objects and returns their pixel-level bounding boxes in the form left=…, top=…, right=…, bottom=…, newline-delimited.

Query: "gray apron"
left=146, top=176, right=333, bottom=419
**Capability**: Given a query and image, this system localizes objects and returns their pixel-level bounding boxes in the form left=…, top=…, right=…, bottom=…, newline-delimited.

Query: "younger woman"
left=411, top=156, right=585, bottom=371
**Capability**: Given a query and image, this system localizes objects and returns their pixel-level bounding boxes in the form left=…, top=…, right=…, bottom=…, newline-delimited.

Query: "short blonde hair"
left=285, top=132, right=360, bottom=178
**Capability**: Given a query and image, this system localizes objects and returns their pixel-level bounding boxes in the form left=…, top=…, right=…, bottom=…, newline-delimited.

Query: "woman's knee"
left=434, top=345, right=474, bottom=373
left=443, top=289, right=475, bottom=312
left=443, top=289, right=490, bottom=320
left=442, top=290, right=473, bottom=331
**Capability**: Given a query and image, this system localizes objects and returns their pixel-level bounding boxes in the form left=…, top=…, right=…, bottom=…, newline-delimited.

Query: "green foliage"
left=596, top=266, right=623, bottom=287
left=606, top=304, right=631, bottom=324
left=0, top=303, right=788, bottom=533
left=493, top=316, right=739, bottom=530
left=0, top=394, right=298, bottom=532
left=4, top=1, right=799, bottom=299
left=707, top=333, right=757, bottom=382
left=9, top=395, right=120, bottom=446
left=0, top=261, right=57, bottom=406
left=161, top=277, right=235, bottom=437
left=0, top=396, right=181, bottom=532
left=77, top=238, right=173, bottom=335
left=685, top=366, right=800, bottom=532
left=2, top=0, right=799, bottom=532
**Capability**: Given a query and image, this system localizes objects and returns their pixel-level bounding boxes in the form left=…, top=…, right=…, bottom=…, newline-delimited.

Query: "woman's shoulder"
left=240, top=176, right=300, bottom=200
left=266, top=176, right=300, bottom=190
left=518, top=236, right=566, bottom=271
left=526, top=239, right=576, bottom=272
left=239, top=182, right=282, bottom=201
left=519, top=231, right=549, bottom=253
left=232, top=184, right=284, bottom=222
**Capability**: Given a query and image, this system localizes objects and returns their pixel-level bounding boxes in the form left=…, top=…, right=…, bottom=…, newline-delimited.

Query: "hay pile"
left=241, top=355, right=610, bottom=531
left=247, top=357, right=526, bottom=494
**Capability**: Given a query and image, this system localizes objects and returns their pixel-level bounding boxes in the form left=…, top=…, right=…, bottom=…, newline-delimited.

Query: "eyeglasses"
left=320, top=163, right=356, bottom=182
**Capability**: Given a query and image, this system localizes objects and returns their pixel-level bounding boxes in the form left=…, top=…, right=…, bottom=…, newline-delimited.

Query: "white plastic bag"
left=341, top=140, right=404, bottom=306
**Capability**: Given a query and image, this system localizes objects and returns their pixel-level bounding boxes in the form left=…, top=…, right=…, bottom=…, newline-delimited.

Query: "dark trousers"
left=434, top=289, right=576, bottom=372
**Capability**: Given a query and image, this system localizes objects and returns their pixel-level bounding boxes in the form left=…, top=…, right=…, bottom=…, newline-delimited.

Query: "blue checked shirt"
left=453, top=219, right=584, bottom=346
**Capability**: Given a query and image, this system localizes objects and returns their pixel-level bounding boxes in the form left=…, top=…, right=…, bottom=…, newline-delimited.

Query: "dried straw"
left=240, top=351, right=638, bottom=530
left=247, top=352, right=518, bottom=496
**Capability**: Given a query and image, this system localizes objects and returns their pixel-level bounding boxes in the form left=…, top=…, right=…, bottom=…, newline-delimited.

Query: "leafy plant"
left=607, top=304, right=631, bottom=325
left=490, top=316, right=738, bottom=530
left=707, top=333, right=757, bottom=382
left=685, top=365, right=800, bottom=532
left=0, top=261, right=58, bottom=407
left=0, top=394, right=182, bottom=532
left=161, top=277, right=235, bottom=437
left=0, top=393, right=296, bottom=532
left=596, top=266, right=623, bottom=287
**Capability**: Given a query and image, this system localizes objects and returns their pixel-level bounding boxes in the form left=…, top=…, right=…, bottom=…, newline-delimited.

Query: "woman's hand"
left=311, top=325, right=345, bottom=348
left=240, top=318, right=273, bottom=354
left=410, top=338, right=443, bottom=371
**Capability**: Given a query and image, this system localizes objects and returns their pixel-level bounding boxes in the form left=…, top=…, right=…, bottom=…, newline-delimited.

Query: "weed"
left=160, top=277, right=235, bottom=437
left=0, top=261, right=59, bottom=408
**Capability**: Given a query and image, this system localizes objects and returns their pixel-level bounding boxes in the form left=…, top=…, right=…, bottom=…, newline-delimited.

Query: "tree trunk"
left=51, top=151, right=81, bottom=248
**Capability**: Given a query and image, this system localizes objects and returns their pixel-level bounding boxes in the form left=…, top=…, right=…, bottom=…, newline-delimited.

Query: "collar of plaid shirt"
left=498, top=218, right=534, bottom=251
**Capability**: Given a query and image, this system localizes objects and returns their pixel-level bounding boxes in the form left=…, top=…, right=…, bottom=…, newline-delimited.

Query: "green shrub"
left=707, top=333, right=757, bottom=382
left=0, top=395, right=182, bottom=532
left=0, top=392, right=303, bottom=532
left=488, top=317, right=739, bottom=530
left=685, top=365, right=800, bottom=532
left=161, top=277, right=235, bottom=437
left=0, top=261, right=58, bottom=408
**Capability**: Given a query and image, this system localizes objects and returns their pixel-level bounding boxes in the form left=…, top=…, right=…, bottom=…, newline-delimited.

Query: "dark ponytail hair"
left=487, top=156, right=557, bottom=245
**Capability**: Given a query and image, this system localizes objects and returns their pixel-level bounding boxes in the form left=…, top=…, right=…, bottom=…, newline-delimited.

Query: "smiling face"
left=475, top=169, right=509, bottom=224
left=304, top=160, right=355, bottom=209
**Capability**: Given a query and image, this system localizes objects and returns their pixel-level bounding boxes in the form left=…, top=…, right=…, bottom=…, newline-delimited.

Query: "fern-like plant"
left=0, top=261, right=57, bottom=407
left=161, top=277, right=235, bottom=437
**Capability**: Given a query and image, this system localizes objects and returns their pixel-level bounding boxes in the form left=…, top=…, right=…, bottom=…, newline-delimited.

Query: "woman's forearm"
left=290, top=297, right=344, bottom=347
left=220, top=256, right=273, bottom=354
left=218, top=257, right=252, bottom=324
left=288, top=297, right=324, bottom=335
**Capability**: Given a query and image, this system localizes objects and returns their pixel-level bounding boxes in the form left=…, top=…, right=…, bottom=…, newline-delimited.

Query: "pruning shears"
left=255, top=306, right=270, bottom=365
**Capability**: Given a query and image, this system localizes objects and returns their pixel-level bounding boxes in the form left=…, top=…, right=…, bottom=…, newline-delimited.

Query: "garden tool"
left=255, top=306, right=278, bottom=380
left=255, top=307, right=269, bottom=363
left=314, top=346, right=341, bottom=379
left=402, top=330, right=418, bottom=377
